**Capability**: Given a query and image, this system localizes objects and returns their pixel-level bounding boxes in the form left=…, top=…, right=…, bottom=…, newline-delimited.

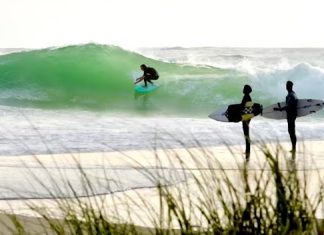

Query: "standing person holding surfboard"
left=274, top=81, right=298, bottom=152
left=241, top=85, right=253, bottom=160
left=285, top=81, right=298, bottom=153
left=135, top=64, right=159, bottom=87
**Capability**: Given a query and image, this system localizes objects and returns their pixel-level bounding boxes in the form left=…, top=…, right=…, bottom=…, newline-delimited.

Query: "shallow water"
left=0, top=106, right=322, bottom=155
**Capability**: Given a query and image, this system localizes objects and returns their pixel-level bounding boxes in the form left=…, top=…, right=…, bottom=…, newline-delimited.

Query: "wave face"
left=0, top=44, right=324, bottom=116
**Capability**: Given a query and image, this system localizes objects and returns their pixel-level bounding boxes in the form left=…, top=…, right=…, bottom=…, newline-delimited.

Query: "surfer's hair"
left=286, top=80, right=293, bottom=88
left=140, top=64, right=147, bottom=69
left=243, top=84, right=252, bottom=94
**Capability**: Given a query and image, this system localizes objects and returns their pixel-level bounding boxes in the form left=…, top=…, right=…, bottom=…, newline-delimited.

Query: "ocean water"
left=1, top=44, right=324, bottom=115
left=0, top=45, right=323, bottom=199
left=0, top=44, right=323, bottom=155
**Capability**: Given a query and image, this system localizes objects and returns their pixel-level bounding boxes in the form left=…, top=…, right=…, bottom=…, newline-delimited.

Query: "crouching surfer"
left=135, top=64, right=159, bottom=87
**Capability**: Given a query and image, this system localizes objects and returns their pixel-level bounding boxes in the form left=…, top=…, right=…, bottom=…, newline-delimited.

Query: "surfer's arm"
left=241, top=95, right=251, bottom=107
left=134, top=76, right=144, bottom=84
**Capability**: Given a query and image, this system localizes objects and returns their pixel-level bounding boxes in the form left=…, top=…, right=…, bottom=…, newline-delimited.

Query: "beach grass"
left=1, top=141, right=323, bottom=234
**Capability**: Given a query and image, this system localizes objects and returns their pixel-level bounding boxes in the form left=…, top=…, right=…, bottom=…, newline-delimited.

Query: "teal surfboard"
left=134, top=84, right=159, bottom=94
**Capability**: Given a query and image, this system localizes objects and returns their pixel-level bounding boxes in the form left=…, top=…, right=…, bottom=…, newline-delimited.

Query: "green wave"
left=0, top=44, right=250, bottom=115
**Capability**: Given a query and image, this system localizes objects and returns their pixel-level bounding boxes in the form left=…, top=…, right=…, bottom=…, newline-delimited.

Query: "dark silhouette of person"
left=134, top=64, right=159, bottom=87
left=241, top=84, right=252, bottom=160
left=285, top=81, right=298, bottom=152
left=274, top=81, right=298, bottom=152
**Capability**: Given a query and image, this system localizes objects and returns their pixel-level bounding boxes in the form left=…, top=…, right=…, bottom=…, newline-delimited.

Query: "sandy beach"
left=0, top=140, right=322, bottom=233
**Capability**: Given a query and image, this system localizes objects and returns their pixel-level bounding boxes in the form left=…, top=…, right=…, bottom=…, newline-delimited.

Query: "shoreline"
left=0, top=139, right=323, bottom=168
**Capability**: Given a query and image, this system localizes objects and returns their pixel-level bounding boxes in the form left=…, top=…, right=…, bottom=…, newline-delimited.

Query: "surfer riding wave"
left=135, top=64, right=159, bottom=87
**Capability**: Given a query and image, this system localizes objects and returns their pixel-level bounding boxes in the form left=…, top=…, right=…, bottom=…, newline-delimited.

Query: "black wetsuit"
left=143, top=67, right=159, bottom=86
left=241, top=94, right=251, bottom=159
left=286, top=91, right=298, bottom=150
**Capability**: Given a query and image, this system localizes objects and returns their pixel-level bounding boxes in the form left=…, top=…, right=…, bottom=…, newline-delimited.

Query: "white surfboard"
left=262, top=99, right=324, bottom=119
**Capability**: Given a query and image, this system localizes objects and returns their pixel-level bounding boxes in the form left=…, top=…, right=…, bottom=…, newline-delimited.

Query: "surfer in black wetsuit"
left=241, top=85, right=252, bottom=160
left=285, top=81, right=298, bottom=152
left=274, top=81, right=298, bottom=153
left=135, top=64, right=159, bottom=87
